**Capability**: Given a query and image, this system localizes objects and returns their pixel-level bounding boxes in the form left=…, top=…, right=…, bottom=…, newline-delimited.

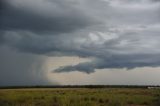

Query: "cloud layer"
left=1, top=0, right=160, bottom=75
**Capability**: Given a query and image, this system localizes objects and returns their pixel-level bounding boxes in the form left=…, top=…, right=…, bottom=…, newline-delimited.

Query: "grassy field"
left=0, top=88, right=160, bottom=106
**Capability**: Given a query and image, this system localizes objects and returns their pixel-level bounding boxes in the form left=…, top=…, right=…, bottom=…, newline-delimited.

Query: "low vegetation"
left=0, top=88, right=160, bottom=106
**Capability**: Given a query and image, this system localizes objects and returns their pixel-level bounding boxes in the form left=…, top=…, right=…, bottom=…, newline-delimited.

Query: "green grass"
left=0, top=88, right=160, bottom=106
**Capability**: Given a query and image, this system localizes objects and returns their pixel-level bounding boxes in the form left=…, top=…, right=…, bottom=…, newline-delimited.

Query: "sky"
left=0, top=0, right=160, bottom=86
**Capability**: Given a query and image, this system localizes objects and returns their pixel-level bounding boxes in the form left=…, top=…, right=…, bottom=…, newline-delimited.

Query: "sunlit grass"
left=0, top=88, right=159, bottom=106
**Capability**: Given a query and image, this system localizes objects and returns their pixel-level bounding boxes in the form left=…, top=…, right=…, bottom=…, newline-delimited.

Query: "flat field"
left=0, top=88, right=160, bottom=106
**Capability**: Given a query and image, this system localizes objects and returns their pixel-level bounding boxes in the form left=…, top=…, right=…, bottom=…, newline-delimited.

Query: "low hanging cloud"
left=55, top=54, right=160, bottom=74
left=1, top=0, right=160, bottom=76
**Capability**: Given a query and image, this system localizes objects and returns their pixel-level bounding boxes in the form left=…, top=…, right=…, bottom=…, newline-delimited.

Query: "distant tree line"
left=0, top=85, right=160, bottom=89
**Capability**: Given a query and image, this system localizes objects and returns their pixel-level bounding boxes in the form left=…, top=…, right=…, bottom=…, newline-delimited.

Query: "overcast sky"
left=0, top=0, right=160, bottom=86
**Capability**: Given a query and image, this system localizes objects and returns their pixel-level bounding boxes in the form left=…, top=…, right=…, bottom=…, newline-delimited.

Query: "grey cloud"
left=54, top=54, right=160, bottom=74
left=54, top=62, right=95, bottom=74
left=0, top=0, right=98, bottom=34
left=1, top=0, right=160, bottom=77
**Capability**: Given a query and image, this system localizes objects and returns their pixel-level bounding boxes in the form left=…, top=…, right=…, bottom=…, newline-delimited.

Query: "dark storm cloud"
left=55, top=54, right=160, bottom=74
left=1, top=0, right=160, bottom=76
left=0, top=0, right=97, bottom=34
left=0, top=34, right=4, bottom=44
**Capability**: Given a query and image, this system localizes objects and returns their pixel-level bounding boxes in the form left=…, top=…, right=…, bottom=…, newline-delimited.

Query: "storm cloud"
left=1, top=0, right=160, bottom=79
left=0, top=0, right=99, bottom=33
